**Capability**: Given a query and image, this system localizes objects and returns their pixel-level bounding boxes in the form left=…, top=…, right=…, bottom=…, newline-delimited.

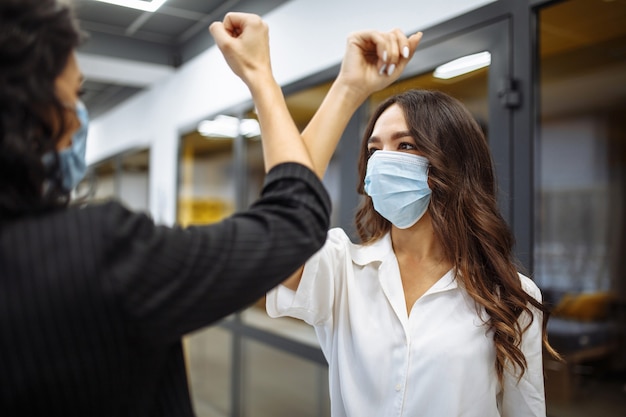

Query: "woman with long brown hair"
left=267, top=28, right=556, bottom=417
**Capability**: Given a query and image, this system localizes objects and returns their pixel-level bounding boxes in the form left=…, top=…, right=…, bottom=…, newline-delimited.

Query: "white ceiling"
left=74, top=0, right=290, bottom=118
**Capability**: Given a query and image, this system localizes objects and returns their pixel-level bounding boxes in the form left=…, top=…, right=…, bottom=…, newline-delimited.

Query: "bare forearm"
left=210, top=13, right=314, bottom=174
left=249, top=74, right=315, bottom=173
left=301, top=81, right=369, bottom=177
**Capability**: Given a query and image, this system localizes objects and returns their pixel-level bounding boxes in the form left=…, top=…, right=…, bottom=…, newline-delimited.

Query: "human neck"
left=390, top=212, right=447, bottom=264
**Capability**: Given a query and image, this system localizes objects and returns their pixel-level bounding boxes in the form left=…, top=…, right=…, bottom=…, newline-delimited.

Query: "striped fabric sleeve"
left=106, top=162, right=331, bottom=344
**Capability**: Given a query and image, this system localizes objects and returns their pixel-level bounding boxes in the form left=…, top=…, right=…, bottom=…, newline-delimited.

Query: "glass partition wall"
left=177, top=132, right=235, bottom=227
left=369, top=66, right=489, bottom=136
left=535, top=0, right=626, bottom=414
left=76, top=147, right=150, bottom=213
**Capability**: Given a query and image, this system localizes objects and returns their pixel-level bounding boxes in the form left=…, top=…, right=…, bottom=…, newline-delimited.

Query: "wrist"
left=329, top=80, right=370, bottom=111
left=246, top=71, right=279, bottom=98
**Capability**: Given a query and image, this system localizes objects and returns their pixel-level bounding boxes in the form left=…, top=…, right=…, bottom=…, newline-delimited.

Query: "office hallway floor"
left=184, top=311, right=625, bottom=417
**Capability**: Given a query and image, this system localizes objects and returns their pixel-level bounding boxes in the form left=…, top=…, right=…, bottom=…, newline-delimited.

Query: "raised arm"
left=279, top=29, right=423, bottom=291
left=303, top=29, right=423, bottom=177
left=209, top=13, right=315, bottom=175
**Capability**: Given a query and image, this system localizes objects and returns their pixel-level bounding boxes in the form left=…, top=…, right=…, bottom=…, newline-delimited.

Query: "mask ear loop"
left=425, top=164, right=433, bottom=191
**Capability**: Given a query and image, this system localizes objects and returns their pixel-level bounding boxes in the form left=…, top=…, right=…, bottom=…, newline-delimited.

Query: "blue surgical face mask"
left=57, top=100, right=89, bottom=191
left=364, top=150, right=432, bottom=229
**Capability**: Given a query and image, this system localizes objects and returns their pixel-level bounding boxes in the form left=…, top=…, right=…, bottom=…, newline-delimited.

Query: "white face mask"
left=364, top=150, right=432, bottom=229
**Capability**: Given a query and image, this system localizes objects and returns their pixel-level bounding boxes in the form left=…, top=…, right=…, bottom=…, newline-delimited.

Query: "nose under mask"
left=364, top=150, right=432, bottom=229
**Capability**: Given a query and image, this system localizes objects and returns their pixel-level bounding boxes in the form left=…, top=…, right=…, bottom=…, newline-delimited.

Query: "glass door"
left=534, top=0, right=626, bottom=414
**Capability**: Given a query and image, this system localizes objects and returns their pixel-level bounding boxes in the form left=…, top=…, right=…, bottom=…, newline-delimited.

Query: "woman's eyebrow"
left=390, top=131, right=414, bottom=141
left=367, top=131, right=415, bottom=144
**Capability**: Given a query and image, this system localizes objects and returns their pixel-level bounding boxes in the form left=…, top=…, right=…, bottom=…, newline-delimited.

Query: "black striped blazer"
left=0, top=163, right=331, bottom=416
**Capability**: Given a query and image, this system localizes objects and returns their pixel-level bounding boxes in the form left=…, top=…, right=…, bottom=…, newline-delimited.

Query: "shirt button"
left=395, top=384, right=402, bottom=392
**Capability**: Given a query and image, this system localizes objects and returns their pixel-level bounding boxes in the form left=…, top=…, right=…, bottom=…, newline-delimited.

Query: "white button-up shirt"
left=267, top=228, right=545, bottom=417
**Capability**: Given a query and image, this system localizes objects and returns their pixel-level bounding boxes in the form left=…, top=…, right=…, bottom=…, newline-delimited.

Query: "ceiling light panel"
left=92, top=0, right=168, bottom=13
left=433, top=51, right=491, bottom=80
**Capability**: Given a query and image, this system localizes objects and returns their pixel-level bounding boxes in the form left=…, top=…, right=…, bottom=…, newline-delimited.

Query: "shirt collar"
left=425, top=268, right=458, bottom=294
left=349, top=232, right=459, bottom=293
left=349, top=232, right=394, bottom=266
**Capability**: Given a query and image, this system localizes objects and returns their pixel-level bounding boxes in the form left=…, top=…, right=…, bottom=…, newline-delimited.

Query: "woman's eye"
left=399, top=142, right=417, bottom=150
left=367, top=148, right=378, bottom=157
left=78, top=88, right=86, bottom=97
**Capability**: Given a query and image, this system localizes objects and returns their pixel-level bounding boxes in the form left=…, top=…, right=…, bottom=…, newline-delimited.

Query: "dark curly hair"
left=355, top=89, right=560, bottom=384
left=0, top=0, right=84, bottom=219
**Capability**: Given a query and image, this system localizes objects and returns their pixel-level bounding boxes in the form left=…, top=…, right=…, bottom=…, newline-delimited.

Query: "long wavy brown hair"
left=355, top=89, right=559, bottom=383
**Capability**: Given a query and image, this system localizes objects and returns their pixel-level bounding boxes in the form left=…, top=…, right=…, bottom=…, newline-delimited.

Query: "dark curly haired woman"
left=0, top=2, right=332, bottom=415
